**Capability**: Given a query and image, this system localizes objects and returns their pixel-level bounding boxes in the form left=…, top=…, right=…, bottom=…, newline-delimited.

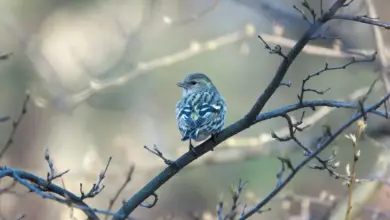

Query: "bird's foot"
left=209, top=134, right=218, bottom=151
left=164, top=159, right=182, bottom=169
left=188, top=141, right=200, bottom=158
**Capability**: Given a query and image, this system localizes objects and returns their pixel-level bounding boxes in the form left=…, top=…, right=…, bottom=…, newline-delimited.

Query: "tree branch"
left=0, top=167, right=99, bottom=220
left=238, top=92, right=390, bottom=219
left=0, top=94, right=29, bottom=159
left=112, top=1, right=359, bottom=219
left=332, top=14, right=390, bottom=29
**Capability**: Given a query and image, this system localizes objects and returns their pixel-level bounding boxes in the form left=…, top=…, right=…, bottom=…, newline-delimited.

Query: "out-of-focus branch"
left=344, top=133, right=361, bottom=220
left=0, top=94, right=29, bottom=159
left=332, top=14, right=390, bottom=29
left=2, top=11, right=377, bottom=110
left=65, top=27, right=374, bottom=109
left=328, top=137, right=390, bottom=220
left=105, top=165, right=135, bottom=220
left=216, top=179, right=252, bottom=220
left=363, top=0, right=390, bottom=93
left=163, top=0, right=220, bottom=26
left=245, top=189, right=390, bottom=220
left=329, top=1, right=390, bottom=219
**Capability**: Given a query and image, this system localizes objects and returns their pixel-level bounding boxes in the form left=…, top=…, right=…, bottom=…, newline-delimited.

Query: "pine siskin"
left=175, top=73, right=227, bottom=155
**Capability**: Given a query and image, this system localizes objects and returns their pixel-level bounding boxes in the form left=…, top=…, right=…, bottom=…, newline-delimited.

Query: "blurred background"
left=0, top=0, right=389, bottom=219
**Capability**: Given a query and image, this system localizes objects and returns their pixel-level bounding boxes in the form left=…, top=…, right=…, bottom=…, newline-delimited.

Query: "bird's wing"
left=194, top=100, right=225, bottom=128
left=176, top=101, right=198, bottom=140
left=176, top=91, right=226, bottom=140
left=176, top=105, right=197, bottom=128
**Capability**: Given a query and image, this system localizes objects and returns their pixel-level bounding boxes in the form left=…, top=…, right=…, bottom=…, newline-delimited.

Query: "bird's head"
left=177, top=73, right=215, bottom=95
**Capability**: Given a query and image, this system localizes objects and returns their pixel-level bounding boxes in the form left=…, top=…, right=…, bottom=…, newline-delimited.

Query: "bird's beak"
left=176, top=82, right=186, bottom=88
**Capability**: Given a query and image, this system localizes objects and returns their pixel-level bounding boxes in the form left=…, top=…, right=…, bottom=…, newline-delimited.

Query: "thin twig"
left=164, top=0, right=220, bottom=26
left=344, top=133, right=360, bottom=220
left=217, top=179, right=248, bottom=220
left=80, top=157, right=112, bottom=200
left=363, top=0, right=390, bottom=104
left=297, top=53, right=377, bottom=103
left=44, top=148, right=70, bottom=184
left=258, top=35, right=287, bottom=59
left=0, top=167, right=99, bottom=219
left=0, top=94, right=29, bottom=159
left=105, top=165, right=135, bottom=220
left=144, top=145, right=177, bottom=167
left=239, top=92, right=390, bottom=219
left=332, top=14, right=390, bottom=29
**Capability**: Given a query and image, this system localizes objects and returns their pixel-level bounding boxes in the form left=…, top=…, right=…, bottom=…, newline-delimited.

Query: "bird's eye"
left=189, top=81, right=197, bottom=85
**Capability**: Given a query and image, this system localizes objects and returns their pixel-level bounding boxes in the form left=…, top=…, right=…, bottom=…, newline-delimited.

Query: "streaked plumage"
left=175, top=73, right=226, bottom=145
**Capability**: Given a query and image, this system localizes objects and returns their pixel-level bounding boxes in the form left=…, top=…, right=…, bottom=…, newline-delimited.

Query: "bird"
left=175, top=73, right=227, bottom=156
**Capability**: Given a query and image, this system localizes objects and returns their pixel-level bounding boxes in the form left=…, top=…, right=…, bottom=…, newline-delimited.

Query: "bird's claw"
left=164, top=159, right=182, bottom=169
left=209, top=134, right=218, bottom=151
left=189, top=141, right=200, bottom=158
left=210, top=134, right=218, bottom=143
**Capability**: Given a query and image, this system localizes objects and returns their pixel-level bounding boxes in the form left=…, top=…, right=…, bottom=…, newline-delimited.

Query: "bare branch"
left=144, top=145, right=178, bottom=167
left=297, top=52, right=377, bottom=103
left=112, top=94, right=390, bottom=219
left=292, top=5, right=311, bottom=24
left=0, top=94, right=30, bottom=159
left=44, top=148, right=69, bottom=184
left=276, top=157, right=295, bottom=187
left=3, top=1, right=389, bottom=219
left=239, top=92, right=390, bottom=219
left=279, top=80, right=292, bottom=88
left=332, top=14, right=390, bottom=29
left=163, top=0, right=220, bottom=26
left=105, top=165, right=135, bottom=220
left=292, top=0, right=317, bottom=24
left=80, top=157, right=112, bottom=200
left=362, top=0, right=390, bottom=100
left=217, top=179, right=248, bottom=220
left=258, top=35, right=287, bottom=59
left=113, top=1, right=370, bottom=219
left=301, top=0, right=317, bottom=22
left=344, top=133, right=360, bottom=220
left=244, top=0, right=348, bottom=123
left=275, top=113, right=349, bottom=181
